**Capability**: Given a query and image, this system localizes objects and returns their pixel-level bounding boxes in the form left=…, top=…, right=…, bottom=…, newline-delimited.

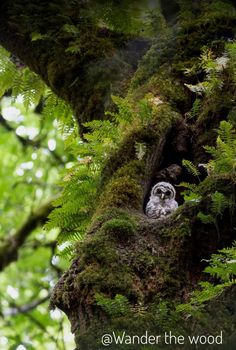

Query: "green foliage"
left=181, top=160, right=202, bottom=202
left=45, top=166, right=99, bottom=259
left=42, top=91, right=74, bottom=133
left=177, top=243, right=236, bottom=315
left=87, top=0, right=158, bottom=35
left=184, top=48, right=226, bottom=96
left=185, top=98, right=202, bottom=119
left=182, top=159, right=200, bottom=178
left=182, top=121, right=236, bottom=204
left=204, top=120, right=236, bottom=174
left=197, top=191, right=231, bottom=238
left=44, top=94, right=158, bottom=257
left=0, top=47, right=45, bottom=108
left=95, top=293, right=131, bottom=317
left=226, top=41, right=236, bottom=84
left=0, top=47, right=18, bottom=96
left=179, top=121, right=236, bottom=315
left=0, top=90, right=74, bottom=348
left=205, top=244, right=236, bottom=282
left=44, top=93, right=159, bottom=256
left=181, top=121, right=236, bottom=241
left=180, top=182, right=202, bottom=203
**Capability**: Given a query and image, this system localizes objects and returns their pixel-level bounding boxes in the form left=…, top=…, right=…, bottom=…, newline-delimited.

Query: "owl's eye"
left=165, top=190, right=171, bottom=196
left=156, top=189, right=162, bottom=194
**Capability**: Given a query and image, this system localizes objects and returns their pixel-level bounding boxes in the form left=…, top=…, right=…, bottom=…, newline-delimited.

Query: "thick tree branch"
left=0, top=200, right=54, bottom=271
left=0, top=1, right=148, bottom=134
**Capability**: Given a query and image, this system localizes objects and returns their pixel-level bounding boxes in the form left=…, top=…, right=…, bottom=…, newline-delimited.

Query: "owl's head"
left=151, top=182, right=176, bottom=201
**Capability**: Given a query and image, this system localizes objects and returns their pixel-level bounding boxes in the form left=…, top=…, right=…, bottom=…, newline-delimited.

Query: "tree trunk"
left=1, top=1, right=236, bottom=349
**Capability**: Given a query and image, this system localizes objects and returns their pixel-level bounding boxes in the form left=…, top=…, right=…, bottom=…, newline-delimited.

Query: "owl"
left=145, top=182, right=178, bottom=219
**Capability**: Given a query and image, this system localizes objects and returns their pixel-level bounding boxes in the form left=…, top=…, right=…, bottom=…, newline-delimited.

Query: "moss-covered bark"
left=1, top=1, right=236, bottom=349
left=0, top=0, right=149, bottom=134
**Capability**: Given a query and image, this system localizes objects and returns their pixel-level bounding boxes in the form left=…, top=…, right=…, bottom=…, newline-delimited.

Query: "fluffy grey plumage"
left=146, top=182, right=178, bottom=219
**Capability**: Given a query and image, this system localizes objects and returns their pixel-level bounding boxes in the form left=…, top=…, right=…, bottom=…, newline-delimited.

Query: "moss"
left=99, top=161, right=144, bottom=211
left=102, top=218, right=137, bottom=238
left=93, top=208, right=134, bottom=227
left=150, top=103, right=181, bottom=132
left=132, top=250, right=158, bottom=273
left=164, top=216, right=192, bottom=239
left=130, top=36, right=176, bottom=91
left=149, top=68, right=187, bottom=106
left=77, top=232, right=117, bottom=266
left=100, top=177, right=142, bottom=209
left=131, top=67, right=187, bottom=109
left=76, top=263, right=134, bottom=296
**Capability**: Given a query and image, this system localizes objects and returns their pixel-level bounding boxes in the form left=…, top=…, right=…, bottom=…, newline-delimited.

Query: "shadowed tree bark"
left=0, top=1, right=236, bottom=349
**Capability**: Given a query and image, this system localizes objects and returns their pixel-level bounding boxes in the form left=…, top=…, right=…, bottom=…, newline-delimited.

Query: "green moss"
left=166, top=217, right=192, bottom=239
left=94, top=208, right=134, bottom=227
left=102, top=218, right=137, bottom=238
left=133, top=250, right=157, bottom=272
left=149, top=69, right=187, bottom=105
left=101, top=177, right=142, bottom=209
left=78, top=232, right=117, bottom=266
left=99, top=161, right=144, bottom=211
left=150, top=103, right=181, bottom=131
left=76, top=263, right=133, bottom=296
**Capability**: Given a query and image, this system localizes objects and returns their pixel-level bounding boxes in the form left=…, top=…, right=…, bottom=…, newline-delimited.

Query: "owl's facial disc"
left=157, top=188, right=172, bottom=200
left=151, top=182, right=176, bottom=200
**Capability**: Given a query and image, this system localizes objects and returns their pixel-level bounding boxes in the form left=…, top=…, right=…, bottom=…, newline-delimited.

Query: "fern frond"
left=182, top=159, right=200, bottom=177
left=0, top=48, right=19, bottom=97
left=57, top=243, right=76, bottom=260
left=211, top=191, right=229, bottom=216
left=197, top=212, right=214, bottom=224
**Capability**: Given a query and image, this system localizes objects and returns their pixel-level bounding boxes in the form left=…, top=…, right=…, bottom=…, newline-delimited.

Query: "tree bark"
left=1, top=1, right=236, bottom=349
left=0, top=0, right=149, bottom=134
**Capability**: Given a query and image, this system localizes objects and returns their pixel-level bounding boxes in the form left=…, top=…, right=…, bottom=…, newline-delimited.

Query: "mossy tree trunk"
left=1, top=1, right=236, bottom=349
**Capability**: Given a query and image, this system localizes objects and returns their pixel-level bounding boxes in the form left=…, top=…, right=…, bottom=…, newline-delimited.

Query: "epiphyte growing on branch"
left=145, top=182, right=178, bottom=219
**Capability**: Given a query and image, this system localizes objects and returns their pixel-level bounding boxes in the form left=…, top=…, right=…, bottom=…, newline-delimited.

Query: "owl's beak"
left=161, top=193, right=165, bottom=200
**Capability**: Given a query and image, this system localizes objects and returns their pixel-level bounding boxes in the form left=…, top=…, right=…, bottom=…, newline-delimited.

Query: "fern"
left=108, top=95, right=133, bottom=124
left=177, top=243, right=236, bottom=315
left=45, top=166, right=99, bottom=240
left=95, top=293, right=131, bottom=317
left=182, top=122, right=236, bottom=238
left=0, top=47, right=20, bottom=97
left=184, top=47, right=228, bottom=97
left=192, top=98, right=201, bottom=117
left=204, top=244, right=236, bottom=282
left=182, top=159, right=200, bottom=178
left=135, top=142, right=146, bottom=160
left=205, top=121, right=236, bottom=174
left=197, top=212, right=214, bottom=225
left=0, top=48, right=46, bottom=109
left=180, top=182, right=202, bottom=203
left=197, top=191, right=231, bottom=239
left=57, top=243, right=76, bottom=260
left=211, top=191, right=229, bottom=216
